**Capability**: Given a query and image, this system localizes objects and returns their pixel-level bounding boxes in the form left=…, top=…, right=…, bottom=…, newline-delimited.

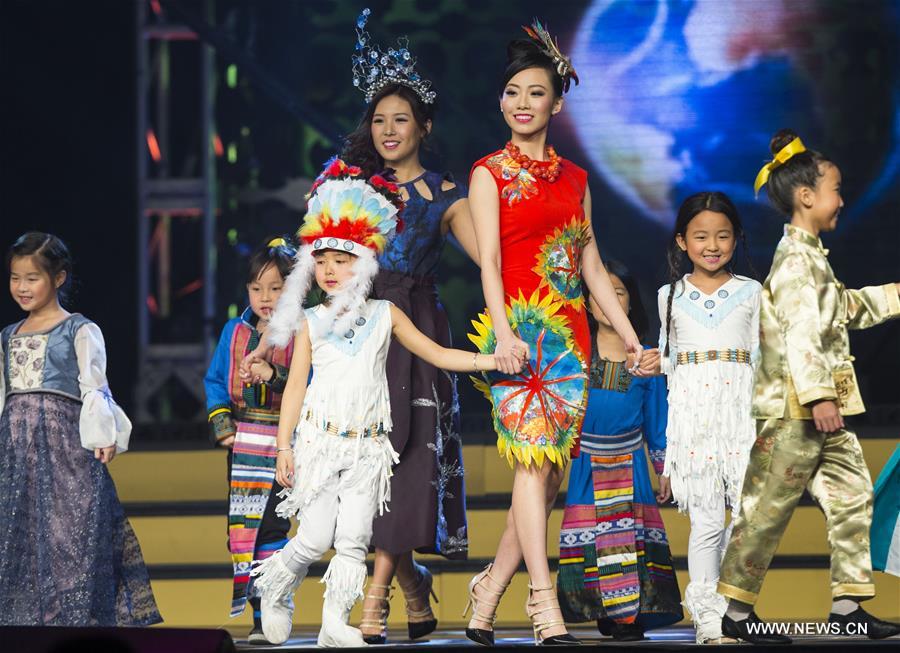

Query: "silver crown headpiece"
left=351, top=8, right=437, bottom=105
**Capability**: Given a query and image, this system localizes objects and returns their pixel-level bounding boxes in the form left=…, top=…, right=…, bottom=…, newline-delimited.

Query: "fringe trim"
left=320, top=556, right=368, bottom=612
left=275, top=422, right=399, bottom=521
left=663, top=362, right=756, bottom=513
left=249, top=552, right=300, bottom=599
left=497, top=435, right=575, bottom=469
left=302, top=384, right=393, bottom=436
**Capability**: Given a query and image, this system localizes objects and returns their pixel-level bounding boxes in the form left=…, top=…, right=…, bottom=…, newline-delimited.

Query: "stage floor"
left=234, top=626, right=900, bottom=651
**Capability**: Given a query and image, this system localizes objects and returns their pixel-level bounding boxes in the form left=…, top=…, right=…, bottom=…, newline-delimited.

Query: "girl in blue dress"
left=0, top=232, right=160, bottom=626
left=341, top=11, right=480, bottom=644
left=557, top=260, right=683, bottom=640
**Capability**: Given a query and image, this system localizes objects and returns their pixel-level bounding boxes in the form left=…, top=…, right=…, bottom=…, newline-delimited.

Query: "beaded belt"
left=303, top=414, right=385, bottom=439
left=579, top=427, right=642, bottom=457
left=676, top=349, right=751, bottom=366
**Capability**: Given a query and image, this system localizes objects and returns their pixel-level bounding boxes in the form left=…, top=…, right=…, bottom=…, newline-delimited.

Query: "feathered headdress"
left=267, top=157, right=404, bottom=347
left=351, top=8, right=437, bottom=104
left=522, top=19, right=579, bottom=93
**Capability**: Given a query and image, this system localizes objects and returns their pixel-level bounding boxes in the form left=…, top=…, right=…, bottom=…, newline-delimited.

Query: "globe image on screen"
left=567, top=0, right=900, bottom=227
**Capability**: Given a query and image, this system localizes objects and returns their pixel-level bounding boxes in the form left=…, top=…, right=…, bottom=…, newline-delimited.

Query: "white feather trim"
left=268, top=244, right=315, bottom=348
left=316, top=248, right=379, bottom=337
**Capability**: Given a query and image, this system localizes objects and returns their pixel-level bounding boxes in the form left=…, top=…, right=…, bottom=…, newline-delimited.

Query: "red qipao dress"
left=469, top=145, right=591, bottom=468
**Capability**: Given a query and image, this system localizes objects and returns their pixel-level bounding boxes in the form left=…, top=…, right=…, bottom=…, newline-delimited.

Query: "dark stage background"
left=2, top=0, right=898, bottom=445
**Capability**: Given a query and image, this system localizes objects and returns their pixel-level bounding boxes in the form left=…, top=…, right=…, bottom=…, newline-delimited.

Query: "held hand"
left=637, top=348, right=662, bottom=375
left=494, top=334, right=530, bottom=375
left=218, top=435, right=235, bottom=449
left=239, top=336, right=273, bottom=379
left=275, top=450, right=295, bottom=488
left=624, top=338, right=645, bottom=376
left=812, top=400, right=844, bottom=433
left=94, top=445, right=117, bottom=465
left=248, top=360, right=273, bottom=384
left=656, top=474, right=672, bottom=504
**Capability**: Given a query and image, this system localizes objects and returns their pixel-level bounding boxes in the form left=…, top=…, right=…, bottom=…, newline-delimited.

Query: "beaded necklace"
left=505, top=141, right=561, bottom=183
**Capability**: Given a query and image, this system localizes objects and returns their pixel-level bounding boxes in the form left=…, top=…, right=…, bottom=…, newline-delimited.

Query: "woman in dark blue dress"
left=343, top=15, right=479, bottom=642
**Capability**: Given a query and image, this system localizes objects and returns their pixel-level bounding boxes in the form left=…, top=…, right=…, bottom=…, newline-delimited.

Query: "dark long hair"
left=340, top=83, right=435, bottom=178
left=584, top=259, right=648, bottom=346
left=663, top=192, right=755, bottom=357
left=500, top=39, right=565, bottom=98
left=765, top=128, right=832, bottom=216
left=6, top=231, right=74, bottom=305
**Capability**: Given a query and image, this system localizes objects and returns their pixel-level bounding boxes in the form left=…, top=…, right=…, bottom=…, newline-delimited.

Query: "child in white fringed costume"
left=247, top=159, right=503, bottom=647
left=654, top=192, right=760, bottom=644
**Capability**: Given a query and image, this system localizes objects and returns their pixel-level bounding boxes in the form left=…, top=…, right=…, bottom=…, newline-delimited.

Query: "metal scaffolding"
left=134, top=0, right=215, bottom=423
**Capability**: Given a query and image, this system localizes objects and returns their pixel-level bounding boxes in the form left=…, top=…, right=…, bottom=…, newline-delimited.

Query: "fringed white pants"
left=276, top=421, right=398, bottom=611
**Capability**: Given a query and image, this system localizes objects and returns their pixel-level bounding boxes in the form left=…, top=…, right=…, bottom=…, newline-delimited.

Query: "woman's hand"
left=638, top=348, right=662, bottom=375
left=94, top=445, right=117, bottom=464
left=623, top=337, right=645, bottom=376
left=275, top=449, right=295, bottom=488
left=656, top=475, right=672, bottom=504
left=494, top=333, right=530, bottom=375
left=218, top=435, right=235, bottom=448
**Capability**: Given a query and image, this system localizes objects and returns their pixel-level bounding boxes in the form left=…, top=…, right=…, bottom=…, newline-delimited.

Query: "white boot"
left=250, top=552, right=303, bottom=645
left=317, top=557, right=368, bottom=647
left=317, top=593, right=367, bottom=647
left=684, top=582, right=731, bottom=644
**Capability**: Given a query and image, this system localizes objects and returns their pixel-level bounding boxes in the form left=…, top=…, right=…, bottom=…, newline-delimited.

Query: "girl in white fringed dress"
left=653, top=192, right=760, bottom=644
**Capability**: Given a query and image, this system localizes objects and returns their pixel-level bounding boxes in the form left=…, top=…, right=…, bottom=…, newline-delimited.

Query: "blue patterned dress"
left=0, top=315, right=161, bottom=626
left=370, top=170, right=469, bottom=557
left=558, top=347, right=682, bottom=628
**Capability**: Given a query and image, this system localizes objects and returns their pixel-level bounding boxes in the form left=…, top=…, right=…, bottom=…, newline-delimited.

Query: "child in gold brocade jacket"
left=717, top=129, right=900, bottom=645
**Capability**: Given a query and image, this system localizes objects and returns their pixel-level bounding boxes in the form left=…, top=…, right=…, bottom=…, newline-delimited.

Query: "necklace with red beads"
left=505, top=141, right=561, bottom=183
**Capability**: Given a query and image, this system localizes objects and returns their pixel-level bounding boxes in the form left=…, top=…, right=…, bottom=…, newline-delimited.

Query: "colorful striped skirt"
left=558, top=428, right=683, bottom=628
left=228, top=407, right=289, bottom=617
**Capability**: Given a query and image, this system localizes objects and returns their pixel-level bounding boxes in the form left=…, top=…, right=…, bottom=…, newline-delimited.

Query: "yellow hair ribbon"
left=753, top=137, right=806, bottom=196
left=267, top=237, right=288, bottom=248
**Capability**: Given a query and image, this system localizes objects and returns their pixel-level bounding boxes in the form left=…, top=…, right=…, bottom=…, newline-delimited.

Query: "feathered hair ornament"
left=522, top=19, right=579, bottom=93
left=267, top=157, right=405, bottom=347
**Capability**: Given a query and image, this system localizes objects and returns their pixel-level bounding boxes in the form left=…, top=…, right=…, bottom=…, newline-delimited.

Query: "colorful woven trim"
left=676, top=348, right=751, bottom=366
left=579, top=428, right=642, bottom=457
left=233, top=406, right=281, bottom=425
left=303, top=414, right=386, bottom=438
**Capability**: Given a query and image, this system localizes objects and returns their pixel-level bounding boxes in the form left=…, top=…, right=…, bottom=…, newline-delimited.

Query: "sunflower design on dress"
left=533, top=217, right=592, bottom=310
left=469, top=289, right=588, bottom=468
left=484, top=151, right=539, bottom=206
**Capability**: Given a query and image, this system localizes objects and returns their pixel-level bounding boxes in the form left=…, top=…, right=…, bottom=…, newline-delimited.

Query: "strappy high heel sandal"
left=399, top=562, right=438, bottom=640
left=526, top=583, right=580, bottom=646
left=359, top=583, right=392, bottom=645
left=462, top=563, right=509, bottom=646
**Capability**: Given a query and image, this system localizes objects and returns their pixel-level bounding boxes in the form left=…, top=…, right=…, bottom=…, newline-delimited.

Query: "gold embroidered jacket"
left=753, top=225, right=900, bottom=419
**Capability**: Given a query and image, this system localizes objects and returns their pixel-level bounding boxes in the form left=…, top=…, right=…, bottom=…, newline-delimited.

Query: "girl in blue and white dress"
left=0, top=232, right=160, bottom=626
left=655, top=193, right=760, bottom=644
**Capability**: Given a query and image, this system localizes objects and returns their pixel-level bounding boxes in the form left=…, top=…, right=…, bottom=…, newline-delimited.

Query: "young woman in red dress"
left=465, top=24, right=645, bottom=645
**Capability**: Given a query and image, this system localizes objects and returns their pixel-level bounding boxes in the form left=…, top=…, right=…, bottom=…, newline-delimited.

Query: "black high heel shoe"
left=400, top=563, right=438, bottom=640
left=526, top=583, right=581, bottom=646
left=359, top=582, right=391, bottom=645
left=462, top=563, right=509, bottom=646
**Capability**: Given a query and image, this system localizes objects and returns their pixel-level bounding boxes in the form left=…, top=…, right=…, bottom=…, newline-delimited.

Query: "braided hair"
left=663, top=192, right=756, bottom=357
